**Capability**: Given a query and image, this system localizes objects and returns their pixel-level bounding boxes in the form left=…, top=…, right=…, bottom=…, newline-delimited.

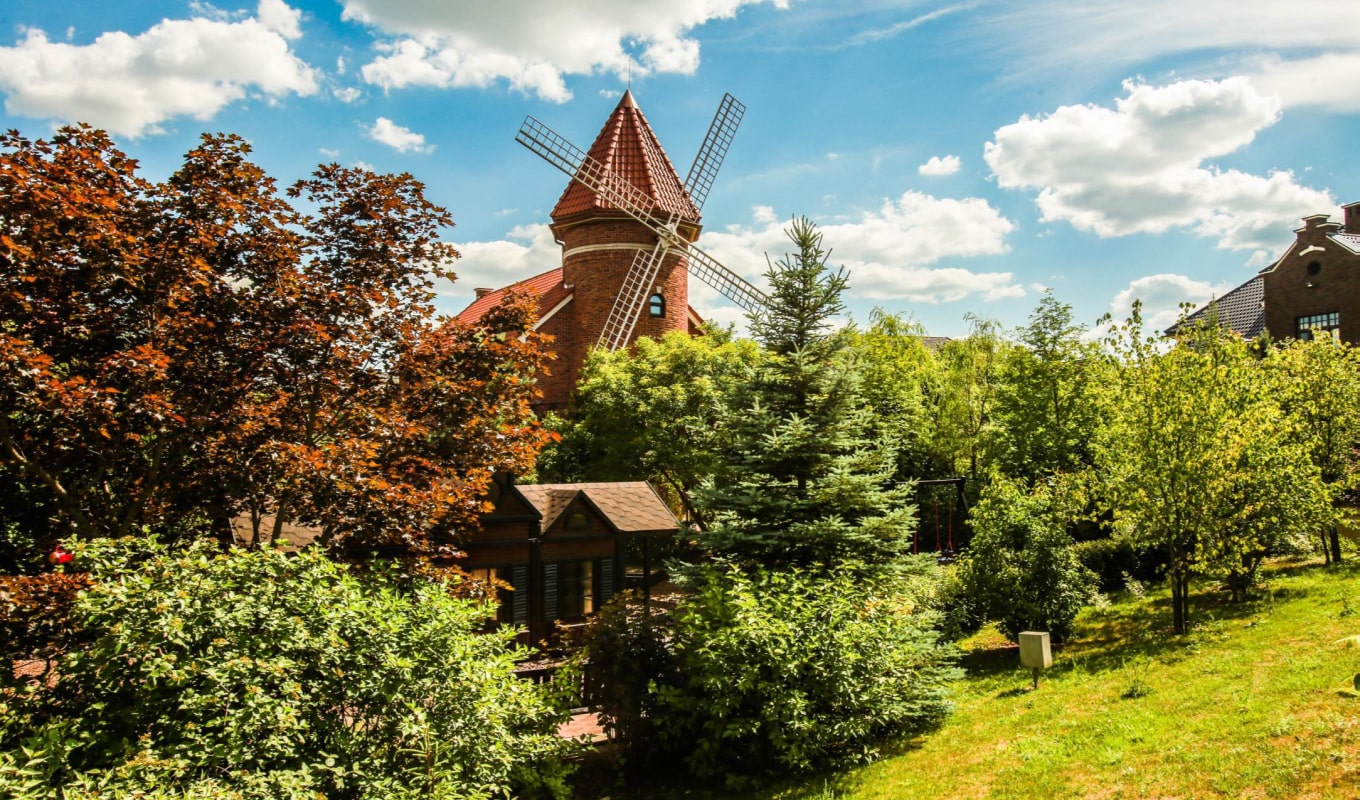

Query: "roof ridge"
left=550, top=93, right=699, bottom=222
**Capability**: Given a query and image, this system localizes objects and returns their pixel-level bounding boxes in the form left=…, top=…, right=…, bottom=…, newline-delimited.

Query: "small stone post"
left=1019, top=631, right=1052, bottom=690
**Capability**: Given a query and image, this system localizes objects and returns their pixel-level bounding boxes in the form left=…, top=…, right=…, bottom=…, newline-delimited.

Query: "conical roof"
left=551, top=90, right=700, bottom=223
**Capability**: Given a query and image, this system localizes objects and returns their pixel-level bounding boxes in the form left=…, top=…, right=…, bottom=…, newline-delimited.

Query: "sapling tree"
left=1266, top=337, right=1360, bottom=563
left=1094, top=308, right=1328, bottom=632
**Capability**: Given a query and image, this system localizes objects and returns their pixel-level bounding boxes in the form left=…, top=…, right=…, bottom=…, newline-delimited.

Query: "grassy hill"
left=598, top=557, right=1360, bottom=799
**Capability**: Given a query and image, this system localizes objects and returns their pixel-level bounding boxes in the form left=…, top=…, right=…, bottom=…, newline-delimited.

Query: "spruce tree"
left=697, top=217, right=914, bottom=569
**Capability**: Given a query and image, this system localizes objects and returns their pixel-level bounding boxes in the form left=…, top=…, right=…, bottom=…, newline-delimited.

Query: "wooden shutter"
left=511, top=564, right=528, bottom=625
left=543, top=563, right=559, bottom=621
left=599, top=557, right=615, bottom=605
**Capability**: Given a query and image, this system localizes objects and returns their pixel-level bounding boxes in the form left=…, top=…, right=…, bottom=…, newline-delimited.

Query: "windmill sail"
left=516, top=114, right=766, bottom=312
left=684, top=93, right=745, bottom=212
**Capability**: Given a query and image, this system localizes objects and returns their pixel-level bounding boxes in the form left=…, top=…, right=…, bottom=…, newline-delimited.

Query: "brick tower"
left=458, top=91, right=705, bottom=410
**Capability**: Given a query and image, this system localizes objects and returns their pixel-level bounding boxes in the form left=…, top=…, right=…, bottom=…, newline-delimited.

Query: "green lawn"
left=594, top=557, right=1360, bottom=799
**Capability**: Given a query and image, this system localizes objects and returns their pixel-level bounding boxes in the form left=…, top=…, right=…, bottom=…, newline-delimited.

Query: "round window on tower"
left=1308, top=261, right=1322, bottom=275
left=648, top=292, right=666, bottom=318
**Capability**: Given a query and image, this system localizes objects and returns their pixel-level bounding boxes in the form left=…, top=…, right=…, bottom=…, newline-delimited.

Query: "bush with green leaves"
left=585, top=560, right=958, bottom=786
left=0, top=538, right=573, bottom=799
left=954, top=477, right=1096, bottom=642
left=1073, top=537, right=1146, bottom=593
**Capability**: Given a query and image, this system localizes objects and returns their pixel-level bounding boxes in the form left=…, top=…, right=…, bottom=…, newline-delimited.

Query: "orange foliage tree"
left=0, top=126, right=546, bottom=555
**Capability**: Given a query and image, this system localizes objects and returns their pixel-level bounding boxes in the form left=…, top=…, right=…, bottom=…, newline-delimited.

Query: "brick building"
left=1174, top=202, right=1360, bottom=342
left=457, top=91, right=705, bottom=410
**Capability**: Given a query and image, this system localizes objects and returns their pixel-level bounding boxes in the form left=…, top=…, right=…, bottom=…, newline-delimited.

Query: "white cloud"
left=698, top=193, right=1020, bottom=306
left=344, top=0, right=787, bottom=102
left=989, top=1, right=1360, bottom=111
left=1107, top=272, right=1238, bottom=333
left=919, top=154, right=961, bottom=176
left=256, top=0, right=303, bottom=39
left=991, top=1, right=1360, bottom=73
left=0, top=1, right=317, bottom=137
left=333, top=86, right=362, bottom=103
left=444, top=224, right=561, bottom=300
left=1247, top=52, right=1360, bottom=112
left=318, top=147, right=339, bottom=158
left=985, top=77, right=1336, bottom=252
left=364, top=117, right=432, bottom=154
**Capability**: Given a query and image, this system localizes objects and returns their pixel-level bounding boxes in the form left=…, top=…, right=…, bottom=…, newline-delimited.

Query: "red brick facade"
left=1177, top=202, right=1360, bottom=344
left=458, top=91, right=704, bottom=411
left=533, top=213, right=694, bottom=408
left=1262, top=209, right=1360, bottom=343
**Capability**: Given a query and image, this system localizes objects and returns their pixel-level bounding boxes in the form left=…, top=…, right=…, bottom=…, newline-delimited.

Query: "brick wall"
left=531, top=210, right=695, bottom=409
left=1263, top=216, right=1360, bottom=344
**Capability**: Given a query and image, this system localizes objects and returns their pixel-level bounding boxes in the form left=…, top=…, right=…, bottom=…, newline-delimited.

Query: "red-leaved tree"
left=0, top=126, right=547, bottom=555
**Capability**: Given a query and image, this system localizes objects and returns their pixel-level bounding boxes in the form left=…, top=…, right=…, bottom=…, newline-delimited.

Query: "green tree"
left=697, top=218, right=914, bottom=568
left=927, top=315, right=1007, bottom=483
left=1094, top=309, right=1328, bottom=632
left=1267, top=337, right=1360, bottom=563
left=991, top=292, right=1104, bottom=484
left=0, top=538, right=572, bottom=799
left=953, top=475, right=1095, bottom=641
left=847, top=310, right=942, bottom=482
left=538, top=329, right=763, bottom=526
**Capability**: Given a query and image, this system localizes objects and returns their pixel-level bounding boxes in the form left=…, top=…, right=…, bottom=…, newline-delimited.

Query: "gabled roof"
left=1334, top=232, right=1360, bottom=253
left=455, top=267, right=571, bottom=327
left=551, top=90, right=700, bottom=223
left=517, top=481, right=677, bottom=534
left=1165, top=274, right=1265, bottom=338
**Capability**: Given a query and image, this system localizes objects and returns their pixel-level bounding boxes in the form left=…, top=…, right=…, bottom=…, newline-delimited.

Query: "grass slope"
left=596, top=557, right=1360, bottom=799
left=802, top=557, right=1360, bottom=800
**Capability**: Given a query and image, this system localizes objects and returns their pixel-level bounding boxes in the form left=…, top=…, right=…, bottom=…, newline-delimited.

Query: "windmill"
left=516, top=92, right=767, bottom=352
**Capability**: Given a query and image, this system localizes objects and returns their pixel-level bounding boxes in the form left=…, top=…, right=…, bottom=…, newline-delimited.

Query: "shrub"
left=1074, top=537, right=1142, bottom=593
left=0, top=538, right=574, bottom=799
left=648, top=561, right=958, bottom=785
left=954, top=477, right=1096, bottom=642
left=573, top=592, right=677, bottom=769
left=0, top=571, right=92, bottom=669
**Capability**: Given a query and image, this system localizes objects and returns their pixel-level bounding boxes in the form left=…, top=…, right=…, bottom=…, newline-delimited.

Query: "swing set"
left=911, top=477, right=969, bottom=563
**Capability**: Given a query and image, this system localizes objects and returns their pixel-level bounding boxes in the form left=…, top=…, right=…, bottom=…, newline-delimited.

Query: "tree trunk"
left=1330, top=525, right=1343, bottom=564
left=1323, top=528, right=1333, bottom=565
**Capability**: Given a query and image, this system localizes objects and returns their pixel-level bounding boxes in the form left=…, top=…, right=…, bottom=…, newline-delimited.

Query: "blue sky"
left=2, top=1, right=1359, bottom=337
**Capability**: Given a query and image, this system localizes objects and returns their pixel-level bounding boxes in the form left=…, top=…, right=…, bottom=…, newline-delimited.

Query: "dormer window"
left=648, top=292, right=665, bottom=318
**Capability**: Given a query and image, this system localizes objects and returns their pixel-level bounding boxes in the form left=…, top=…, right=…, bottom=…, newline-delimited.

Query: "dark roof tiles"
left=1166, top=274, right=1264, bottom=338
left=517, top=481, right=677, bottom=534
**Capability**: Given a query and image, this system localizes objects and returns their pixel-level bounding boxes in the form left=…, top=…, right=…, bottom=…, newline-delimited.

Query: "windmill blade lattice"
left=684, top=93, right=745, bottom=212
left=684, top=245, right=766, bottom=313
left=516, top=115, right=767, bottom=314
left=597, top=233, right=674, bottom=352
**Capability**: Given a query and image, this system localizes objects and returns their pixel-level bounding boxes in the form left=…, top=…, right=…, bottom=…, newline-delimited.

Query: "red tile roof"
left=455, top=267, right=571, bottom=326
left=552, top=90, right=700, bottom=223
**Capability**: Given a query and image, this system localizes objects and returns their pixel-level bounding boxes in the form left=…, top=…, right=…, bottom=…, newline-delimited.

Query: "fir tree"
left=697, top=217, right=914, bottom=568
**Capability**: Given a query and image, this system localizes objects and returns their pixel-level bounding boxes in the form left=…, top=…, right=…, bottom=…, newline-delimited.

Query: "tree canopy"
left=0, top=127, right=547, bottom=556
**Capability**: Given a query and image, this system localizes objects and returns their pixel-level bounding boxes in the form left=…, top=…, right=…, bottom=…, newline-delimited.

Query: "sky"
left=2, top=0, right=1359, bottom=338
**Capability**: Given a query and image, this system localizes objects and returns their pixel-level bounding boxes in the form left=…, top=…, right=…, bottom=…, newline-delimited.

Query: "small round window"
left=1308, top=261, right=1322, bottom=275
left=566, top=512, right=590, bottom=529
left=648, top=292, right=665, bottom=318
